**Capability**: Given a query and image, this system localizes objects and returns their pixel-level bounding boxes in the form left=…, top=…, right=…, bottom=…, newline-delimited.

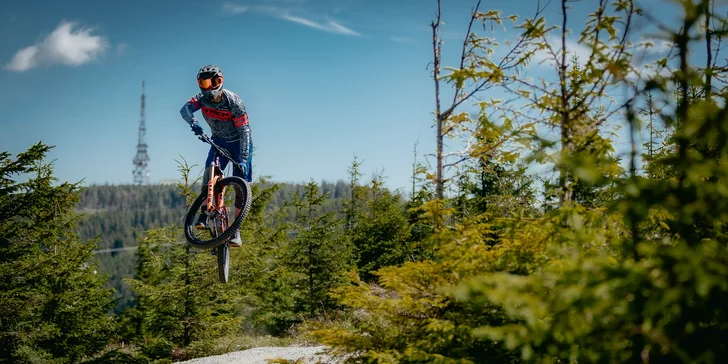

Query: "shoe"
left=229, top=229, right=242, bottom=247
left=195, top=212, right=208, bottom=229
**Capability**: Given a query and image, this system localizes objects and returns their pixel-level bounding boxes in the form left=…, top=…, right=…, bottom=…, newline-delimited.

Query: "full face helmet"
left=197, top=64, right=224, bottom=100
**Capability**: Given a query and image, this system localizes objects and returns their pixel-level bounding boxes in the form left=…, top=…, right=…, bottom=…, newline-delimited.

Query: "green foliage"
left=0, top=142, right=115, bottom=363
left=345, top=158, right=414, bottom=282
left=122, top=161, right=243, bottom=362
left=309, top=204, right=550, bottom=363
left=306, top=1, right=728, bottom=363
left=454, top=159, right=539, bottom=220
left=308, top=153, right=548, bottom=361
left=403, top=180, right=437, bottom=263
left=285, top=180, right=354, bottom=319
left=77, top=184, right=190, bottom=313
left=349, top=176, right=411, bottom=282
left=124, top=226, right=243, bottom=361
left=76, top=179, right=352, bottom=314
left=12, top=2, right=728, bottom=364
left=231, top=177, right=300, bottom=336
left=452, top=1, right=728, bottom=363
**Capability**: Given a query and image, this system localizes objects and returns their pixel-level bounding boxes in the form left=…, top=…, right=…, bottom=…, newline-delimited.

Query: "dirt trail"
left=175, top=345, right=344, bottom=364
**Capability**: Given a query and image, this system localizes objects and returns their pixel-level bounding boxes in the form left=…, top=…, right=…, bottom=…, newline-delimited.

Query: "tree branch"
left=452, top=0, right=483, bottom=107
left=442, top=1, right=549, bottom=120
left=442, top=135, right=477, bottom=160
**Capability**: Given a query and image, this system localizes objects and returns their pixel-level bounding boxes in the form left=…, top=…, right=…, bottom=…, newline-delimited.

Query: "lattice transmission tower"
left=132, top=80, right=150, bottom=185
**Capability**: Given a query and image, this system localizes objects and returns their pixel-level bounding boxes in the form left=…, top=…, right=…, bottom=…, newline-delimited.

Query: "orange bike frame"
left=206, top=162, right=227, bottom=212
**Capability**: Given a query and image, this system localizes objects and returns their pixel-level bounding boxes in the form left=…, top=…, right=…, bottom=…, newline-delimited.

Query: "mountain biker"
left=180, top=64, right=252, bottom=247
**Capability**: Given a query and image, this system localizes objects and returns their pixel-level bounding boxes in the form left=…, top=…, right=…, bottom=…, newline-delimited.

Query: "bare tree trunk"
left=431, top=0, right=445, bottom=201
left=705, top=0, right=713, bottom=100
left=430, top=0, right=481, bottom=201
left=648, top=91, right=654, bottom=161
left=558, top=0, right=571, bottom=207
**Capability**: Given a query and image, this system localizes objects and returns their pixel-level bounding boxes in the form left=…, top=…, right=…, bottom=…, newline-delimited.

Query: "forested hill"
left=76, top=180, right=352, bottom=250
left=77, top=180, right=352, bottom=312
left=76, top=180, right=352, bottom=212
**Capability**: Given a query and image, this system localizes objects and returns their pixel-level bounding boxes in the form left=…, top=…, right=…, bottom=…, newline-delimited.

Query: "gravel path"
left=175, top=346, right=343, bottom=364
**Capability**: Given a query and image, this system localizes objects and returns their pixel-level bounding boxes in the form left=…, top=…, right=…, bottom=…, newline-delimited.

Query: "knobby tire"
left=216, top=206, right=231, bottom=284
left=217, top=243, right=230, bottom=283
left=184, top=176, right=252, bottom=249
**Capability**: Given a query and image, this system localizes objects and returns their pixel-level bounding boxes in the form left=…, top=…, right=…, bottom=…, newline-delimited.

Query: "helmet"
left=197, top=64, right=224, bottom=100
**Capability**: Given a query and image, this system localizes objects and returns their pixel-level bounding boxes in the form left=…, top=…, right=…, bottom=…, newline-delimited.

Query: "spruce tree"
left=233, top=176, right=299, bottom=336
left=123, top=159, right=242, bottom=361
left=349, top=173, right=412, bottom=282
left=0, top=142, right=115, bottom=363
left=285, top=180, right=353, bottom=319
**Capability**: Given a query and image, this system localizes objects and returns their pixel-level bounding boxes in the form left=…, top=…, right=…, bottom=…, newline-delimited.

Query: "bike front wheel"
left=184, top=176, right=252, bottom=249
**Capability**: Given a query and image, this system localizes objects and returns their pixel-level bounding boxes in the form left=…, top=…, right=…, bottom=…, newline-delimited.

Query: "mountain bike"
left=184, top=133, right=252, bottom=284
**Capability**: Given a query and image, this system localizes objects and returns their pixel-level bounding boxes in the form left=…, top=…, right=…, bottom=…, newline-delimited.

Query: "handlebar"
left=198, top=133, right=246, bottom=174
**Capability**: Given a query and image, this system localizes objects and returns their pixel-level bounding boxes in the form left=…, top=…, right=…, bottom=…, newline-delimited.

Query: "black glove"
left=191, top=122, right=203, bottom=135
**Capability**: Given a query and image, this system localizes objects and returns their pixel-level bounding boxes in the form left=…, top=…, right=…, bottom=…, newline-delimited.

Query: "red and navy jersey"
left=180, top=89, right=251, bottom=160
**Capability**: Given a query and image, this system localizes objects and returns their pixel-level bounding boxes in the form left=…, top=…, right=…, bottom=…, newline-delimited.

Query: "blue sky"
left=0, top=0, right=702, bottom=194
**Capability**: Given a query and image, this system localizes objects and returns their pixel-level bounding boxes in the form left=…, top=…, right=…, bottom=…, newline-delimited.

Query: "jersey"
left=180, top=89, right=252, bottom=161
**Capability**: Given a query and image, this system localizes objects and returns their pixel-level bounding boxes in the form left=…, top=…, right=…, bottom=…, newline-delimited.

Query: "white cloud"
left=281, top=14, right=361, bottom=36
left=4, top=21, right=109, bottom=72
left=530, top=35, right=593, bottom=68
left=529, top=34, right=676, bottom=71
left=6, top=47, right=39, bottom=72
left=223, top=3, right=249, bottom=13
left=526, top=34, right=675, bottom=84
left=223, top=1, right=361, bottom=36
left=626, top=59, right=674, bottom=83
left=635, top=36, right=674, bottom=55
left=223, top=3, right=280, bottom=15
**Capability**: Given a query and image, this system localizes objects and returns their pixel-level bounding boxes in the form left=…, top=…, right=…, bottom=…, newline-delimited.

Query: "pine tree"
left=233, top=176, right=300, bottom=336
left=349, top=173, right=412, bottom=282
left=123, top=158, right=242, bottom=361
left=0, top=142, right=115, bottom=363
left=284, top=180, right=353, bottom=319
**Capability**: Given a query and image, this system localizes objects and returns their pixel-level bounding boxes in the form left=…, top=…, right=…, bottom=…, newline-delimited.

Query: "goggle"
left=198, top=75, right=223, bottom=90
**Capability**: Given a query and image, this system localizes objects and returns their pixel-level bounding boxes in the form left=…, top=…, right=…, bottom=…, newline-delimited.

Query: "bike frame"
left=207, top=159, right=226, bottom=212
left=199, top=134, right=246, bottom=214
left=189, top=133, right=252, bottom=284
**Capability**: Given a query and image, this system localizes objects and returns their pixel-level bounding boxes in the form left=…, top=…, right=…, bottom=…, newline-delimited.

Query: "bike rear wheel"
left=213, top=211, right=231, bottom=284
left=211, top=211, right=231, bottom=284
left=216, top=243, right=230, bottom=283
left=184, top=176, right=252, bottom=249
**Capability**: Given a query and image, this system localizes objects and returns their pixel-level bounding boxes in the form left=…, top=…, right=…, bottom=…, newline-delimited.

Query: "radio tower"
left=132, top=80, right=150, bottom=185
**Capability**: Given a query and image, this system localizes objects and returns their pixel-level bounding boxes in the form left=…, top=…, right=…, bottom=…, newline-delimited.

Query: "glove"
left=237, top=161, right=248, bottom=176
left=191, top=122, right=203, bottom=135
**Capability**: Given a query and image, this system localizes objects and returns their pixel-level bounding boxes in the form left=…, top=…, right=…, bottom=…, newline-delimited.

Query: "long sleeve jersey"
left=180, top=89, right=251, bottom=161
